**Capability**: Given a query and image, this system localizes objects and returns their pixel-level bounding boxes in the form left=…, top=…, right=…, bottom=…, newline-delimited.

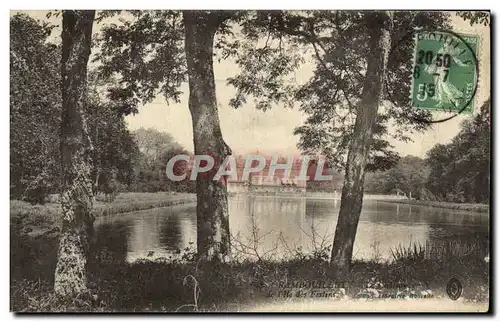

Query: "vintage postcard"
left=10, top=9, right=490, bottom=313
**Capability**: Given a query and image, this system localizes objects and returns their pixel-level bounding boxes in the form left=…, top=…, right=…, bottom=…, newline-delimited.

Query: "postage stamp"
left=411, top=30, right=479, bottom=114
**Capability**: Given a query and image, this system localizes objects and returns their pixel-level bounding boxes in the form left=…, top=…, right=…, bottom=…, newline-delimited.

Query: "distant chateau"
left=227, top=155, right=307, bottom=195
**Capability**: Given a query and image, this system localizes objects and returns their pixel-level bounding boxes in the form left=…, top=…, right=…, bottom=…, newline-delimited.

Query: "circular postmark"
left=387, top=28, right=479, bottom=124
left=446, top=277, right=463, bottom=300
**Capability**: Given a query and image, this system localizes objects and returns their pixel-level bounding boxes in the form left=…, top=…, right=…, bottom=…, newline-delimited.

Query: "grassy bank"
left=380, top=199, right=489, bottom=213
left=10, top=193, right=489, bottom=312
left=10, top=244, right=489, bottom=312
left=10, top=192, right=196, bottom=235
left=11, top=213, right=489, bottom=312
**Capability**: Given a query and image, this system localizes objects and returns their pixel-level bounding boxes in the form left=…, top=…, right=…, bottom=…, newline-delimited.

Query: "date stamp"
left=411, top=30, right=479, bottom=117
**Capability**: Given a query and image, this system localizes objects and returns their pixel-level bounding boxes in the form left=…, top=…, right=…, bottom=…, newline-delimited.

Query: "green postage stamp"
left=411, top=31, right=479, bottom=114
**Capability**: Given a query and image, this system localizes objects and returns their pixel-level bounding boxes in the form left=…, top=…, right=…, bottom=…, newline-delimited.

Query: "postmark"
left=410, top=30, right=479, bottom=121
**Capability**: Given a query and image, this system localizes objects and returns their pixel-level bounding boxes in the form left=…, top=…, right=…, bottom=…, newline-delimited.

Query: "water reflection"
left=92, top=221, right=130, bottom=263
left=93, top=197, right=489, bottom=263
left=94, top=204, right=197, bottom=262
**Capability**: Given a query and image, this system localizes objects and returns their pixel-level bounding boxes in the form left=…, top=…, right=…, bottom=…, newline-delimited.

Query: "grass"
left=10, top=220, right=490, bottom=312
left=390, top=238, right=489, bottom=264
left=10, top=192, right=196, bottom=235
left=380, top=199, right=489, bottom=213
left=10, top=251, right=490, bottom=312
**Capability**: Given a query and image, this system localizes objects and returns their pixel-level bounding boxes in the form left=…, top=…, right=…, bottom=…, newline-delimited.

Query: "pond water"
left=93, top=196, right=489, bottom=263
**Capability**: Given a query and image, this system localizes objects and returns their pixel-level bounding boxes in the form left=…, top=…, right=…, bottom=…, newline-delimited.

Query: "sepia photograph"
left=9, top=7, right=491, bottom=313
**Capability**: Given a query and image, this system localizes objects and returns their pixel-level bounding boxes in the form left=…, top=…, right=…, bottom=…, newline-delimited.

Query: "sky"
left=16, top=10, right=491, bottom=158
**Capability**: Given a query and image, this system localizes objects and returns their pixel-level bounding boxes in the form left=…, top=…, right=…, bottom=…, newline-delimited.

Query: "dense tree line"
left=130, top=128, right=195, bottom=193
left=10, top=14, right=193, bottom=205
left=10, top=14, right=61, bottom=203
left=365, top=100, right=490, bottom=204
left=364, top=156, right=428, bottom=199
left=10, top=13, right=134, bottom=204
left=426, top=99, right=490, bottom=203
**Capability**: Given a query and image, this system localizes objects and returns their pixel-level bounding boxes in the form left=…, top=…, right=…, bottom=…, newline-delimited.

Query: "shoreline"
left=379, top=199, right=489, bottom=213
left=229, top=193, right=408, bottom=201
left=10, top=192, right=197, bottom=236
left=93, top=195, right=196, bottom=218
left=11, top=193, right=489, bottom=312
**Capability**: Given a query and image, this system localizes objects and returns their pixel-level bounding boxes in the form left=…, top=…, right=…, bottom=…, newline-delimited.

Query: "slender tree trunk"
left=54, top=10, right=95, bottom=297
left=330, top=12, right=393, bottom=275
left=183, top=11, right=232, bottom=261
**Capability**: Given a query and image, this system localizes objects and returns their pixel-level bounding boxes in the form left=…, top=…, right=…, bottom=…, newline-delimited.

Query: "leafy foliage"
left=364, top=156, right=428, bottom=199
left=229, top=11, right=450, bottom=171
left=130, top=128, right=195, bottom=193
left=94, top=10, right=249, bottom=114
left=87, top=97, right=139, bottom=197
left=10, top=14, right=61, bottom=203
left=94, top=10, right=186, bottom=114
left=10, top=13, right=140, bottom=203
left=456, top=11, right=490, bottom=26
left=365, top=99, right=490, bottom=203
left=426, top=99, right=490, bottom=203
left=132, top=128, right=182, bottom=167
left=93, top=10, right=450, bottom=176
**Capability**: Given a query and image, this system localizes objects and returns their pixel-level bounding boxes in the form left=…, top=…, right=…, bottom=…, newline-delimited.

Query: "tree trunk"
left=183, top=11, right=232, bottom=261
left=54, top=10, right=95, bottom=297
left=330, top=12, right=393, bottom=275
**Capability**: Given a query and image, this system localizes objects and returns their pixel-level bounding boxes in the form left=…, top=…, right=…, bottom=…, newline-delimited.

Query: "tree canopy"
left=426, top=99, right=490, bottom=203
left=10, top=13, right=61, bottom=203
left=364, top=99, right=490, bottom=204
left=228, top=11, right=450, bottom=171
left=11, top=13, right=146, bottom=202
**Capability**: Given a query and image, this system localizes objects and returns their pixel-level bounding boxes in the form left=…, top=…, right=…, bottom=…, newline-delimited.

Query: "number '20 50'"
left=417, top=50, right=451, bottom=68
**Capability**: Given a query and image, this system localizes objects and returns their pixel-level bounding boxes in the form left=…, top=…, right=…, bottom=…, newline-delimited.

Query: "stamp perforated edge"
left=409, top=30, right=481, bottom=115
left=452, top=27, right=485, bottom=115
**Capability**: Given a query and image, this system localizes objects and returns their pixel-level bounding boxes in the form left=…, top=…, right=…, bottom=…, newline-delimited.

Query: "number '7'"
left=443, top=69, right=449, bottom=82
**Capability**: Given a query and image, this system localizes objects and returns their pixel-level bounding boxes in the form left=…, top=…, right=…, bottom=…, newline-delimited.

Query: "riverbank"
left=380, top=199, right=489, bottom=213
left=10, top=193, right=490, bottom=312
left=10, top=192, right=196, bottom=236
left=229, top=192, right=407, bottom=200
left=11, top=247, right=489, bottom=312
